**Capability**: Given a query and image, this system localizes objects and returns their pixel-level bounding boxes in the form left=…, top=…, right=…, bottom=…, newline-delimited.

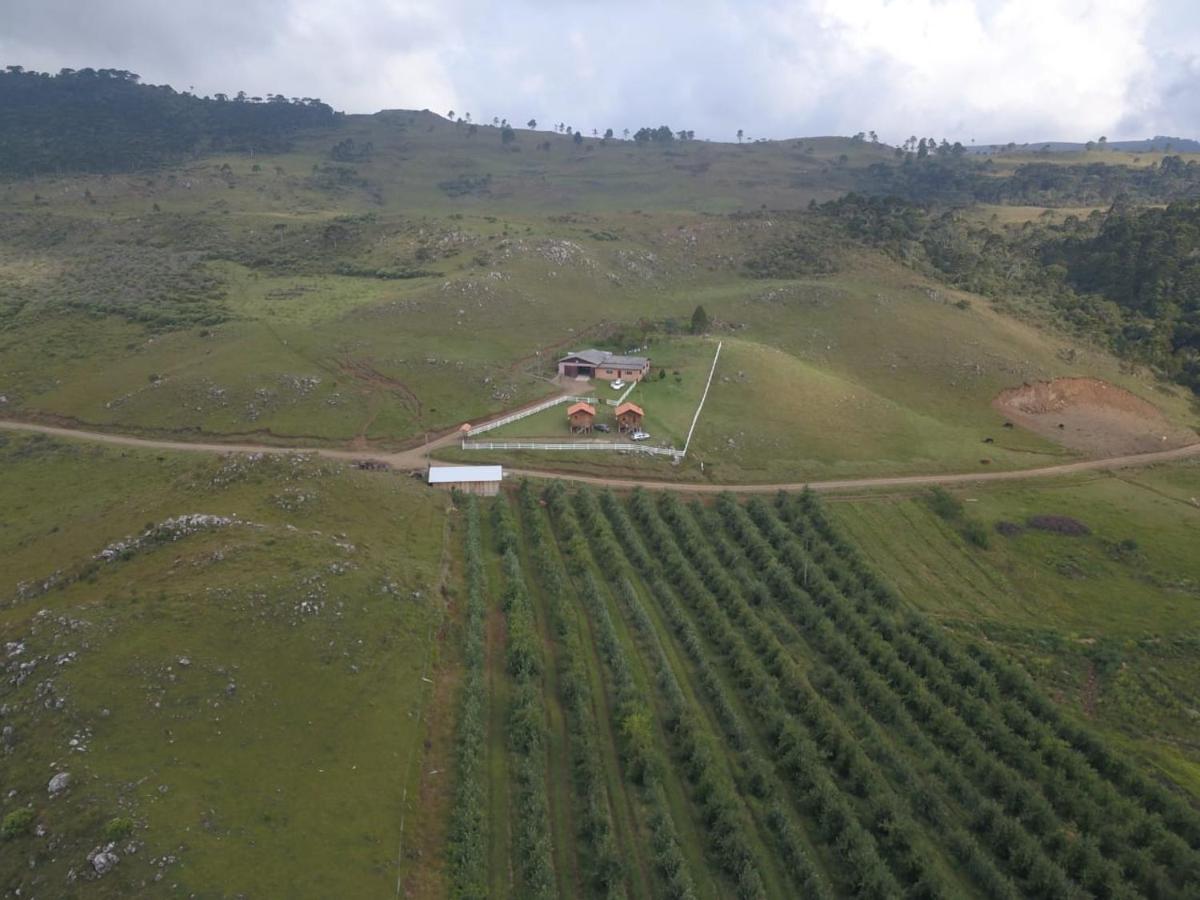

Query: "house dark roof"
left=559, top=349, right=649, bottom=368
left=604, top=355, right=649, bottom=369
left=559, top=349, right=609, bottom=366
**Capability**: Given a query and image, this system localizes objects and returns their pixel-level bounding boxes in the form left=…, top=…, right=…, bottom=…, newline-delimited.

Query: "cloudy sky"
left=3, top=0, right=1198, bottom=144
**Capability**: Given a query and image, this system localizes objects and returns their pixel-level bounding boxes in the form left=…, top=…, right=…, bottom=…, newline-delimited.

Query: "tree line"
left=0, top=67, right=338, bottom=176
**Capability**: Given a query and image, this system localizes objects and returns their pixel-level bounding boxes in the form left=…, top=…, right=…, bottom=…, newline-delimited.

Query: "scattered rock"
left=88, top=845, right=120, bottom=875
left=48, top=772, right=71, bottom=796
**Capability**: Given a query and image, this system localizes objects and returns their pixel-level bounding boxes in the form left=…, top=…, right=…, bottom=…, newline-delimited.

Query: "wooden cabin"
left=567, top=401, right=596, bottom=433
left=427, top=465, right=503, bottom=496
left=615, top=402, right=644, bottom=433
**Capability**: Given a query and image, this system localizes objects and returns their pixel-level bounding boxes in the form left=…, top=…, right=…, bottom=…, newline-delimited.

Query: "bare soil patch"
left=993, top=377, right=1196, bottom=456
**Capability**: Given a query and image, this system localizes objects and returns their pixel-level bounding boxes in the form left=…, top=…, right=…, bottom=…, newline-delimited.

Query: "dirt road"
left=4, top=417, right=1199, bottom=494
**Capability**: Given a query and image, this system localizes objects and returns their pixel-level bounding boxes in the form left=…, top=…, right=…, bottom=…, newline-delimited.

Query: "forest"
left=0, top=67, right=339, bottom=175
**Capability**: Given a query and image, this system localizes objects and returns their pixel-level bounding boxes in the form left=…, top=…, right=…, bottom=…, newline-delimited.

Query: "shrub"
left=2, top=808, right=34, bottom=840
left=1026, top=515, right=1090, bottom=536
left=962, top=520, right=991, bottom=549
left=103, top=816, right=134, bottom=841
left=994, top=521, right=1024, bottom=537
left=926, top=487, right=963, bottom=520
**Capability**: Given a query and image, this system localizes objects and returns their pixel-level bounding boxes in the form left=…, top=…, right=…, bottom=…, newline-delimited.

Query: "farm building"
left=615, top=402, right=645, bottom=433
left=558, top=349, right=650, bottom=382
left=567, top=401, right=596, bottom=433
left=427, top=465, right=503, bottom=496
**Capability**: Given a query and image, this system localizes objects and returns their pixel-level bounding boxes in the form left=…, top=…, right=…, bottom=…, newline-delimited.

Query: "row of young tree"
left=491, top=500, right=557, bottom=897
left=617, top=485, right=1197, bottom=895
left=446, top=498, right=489, bottom=898
left=546, top=486, right=704, bottom=898
left=452, top=484, right=1200, bottom=897
left=587, top=488, right=835, bottom=899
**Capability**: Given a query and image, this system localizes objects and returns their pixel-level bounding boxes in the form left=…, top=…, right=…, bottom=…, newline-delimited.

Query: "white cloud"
left=1, top=0, right=1197, bottom=143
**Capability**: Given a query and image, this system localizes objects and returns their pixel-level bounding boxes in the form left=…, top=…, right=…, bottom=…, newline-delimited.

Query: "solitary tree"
left=501, top=124, right=516, bottom=144
left=448, top=109, right=455, bottom=119
left=690, top=304, right=709, bottom=334
left=623, top=128, right=630, bottom=140
left=573, top=130, right=584, bottom=145
left=737, top=128, right=744, bottom=143
left=527, top=118, right=537, bottom=129
left=604, top=128, right=614, bottom=139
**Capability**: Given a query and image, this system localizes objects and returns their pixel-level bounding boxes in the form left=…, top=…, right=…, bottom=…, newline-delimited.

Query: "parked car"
left=594, top=423, right=611, bottom=433
left=630, top=430, right=651, bottom=441
left=610, top=379, right=626, bottom=391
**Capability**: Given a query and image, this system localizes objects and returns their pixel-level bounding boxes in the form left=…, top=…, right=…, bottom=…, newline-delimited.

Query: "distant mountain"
left=969, top=136, right=1200, bottom=155
left=0, top=66, right=340, bottom=176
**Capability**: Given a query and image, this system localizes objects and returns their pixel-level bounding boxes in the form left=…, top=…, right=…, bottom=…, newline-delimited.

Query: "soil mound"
left=993, top=377, right=1196, bottom=456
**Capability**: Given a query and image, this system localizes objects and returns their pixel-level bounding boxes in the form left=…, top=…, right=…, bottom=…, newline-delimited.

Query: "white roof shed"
left=427, top=465, right=503, bottom=485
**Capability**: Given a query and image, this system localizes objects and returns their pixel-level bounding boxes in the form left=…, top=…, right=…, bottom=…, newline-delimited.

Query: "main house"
left=557, top=349, right=651, bottom=382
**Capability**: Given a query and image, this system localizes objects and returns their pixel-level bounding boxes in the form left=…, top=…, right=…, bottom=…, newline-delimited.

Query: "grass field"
left=0, top=432, right=449, bottom=897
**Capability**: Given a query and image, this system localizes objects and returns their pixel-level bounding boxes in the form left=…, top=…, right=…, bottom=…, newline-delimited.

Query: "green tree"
left=526, top=118, right=536, bottom=128
left=573, top=130, right=583, bottom=145
left=690, top=304, right=709, bottom=334
left=737, top=128, right=744, bottom=143
left=501, top=124, right=516, bottom=144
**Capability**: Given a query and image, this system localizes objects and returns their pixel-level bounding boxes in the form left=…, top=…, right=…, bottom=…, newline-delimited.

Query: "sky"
left=3, top=0, right=1199, bottom=145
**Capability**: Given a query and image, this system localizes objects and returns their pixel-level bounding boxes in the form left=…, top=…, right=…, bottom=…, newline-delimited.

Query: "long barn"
left=427, top=465, right=503, bottom=496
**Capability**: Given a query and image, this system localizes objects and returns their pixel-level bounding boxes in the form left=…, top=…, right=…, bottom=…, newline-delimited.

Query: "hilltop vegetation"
left=0, top=67, right=338, bottom=176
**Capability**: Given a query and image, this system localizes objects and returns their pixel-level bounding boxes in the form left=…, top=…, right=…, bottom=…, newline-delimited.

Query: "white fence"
left=466, top=394, right=596, bottom=437
left=462, top=439, right=685, bottom=460
left=604, top=380, right=638, bottom=407
left=682, top=340, right=722, bottom=455
left=461, top=341, right=721, bottom=463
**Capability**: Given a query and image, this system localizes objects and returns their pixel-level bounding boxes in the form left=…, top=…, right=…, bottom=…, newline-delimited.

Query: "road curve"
left=2, top=417, right=1198, bottom=495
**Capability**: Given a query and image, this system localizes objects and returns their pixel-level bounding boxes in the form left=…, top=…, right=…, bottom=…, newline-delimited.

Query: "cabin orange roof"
left=567, top=402, right=596, bottom=417
left=615, top=402, right=644, bottom=417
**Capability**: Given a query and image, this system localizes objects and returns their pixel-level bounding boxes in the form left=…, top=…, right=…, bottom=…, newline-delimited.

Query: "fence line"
left=463, top=340, right=719, bottom=461
left=466, top=394, right=595, bottom=437
left=682, top=340, right=722, bottom=456
left=462, top=439, right=684, bottom=460
left=604, top=380, right=638, bottom=407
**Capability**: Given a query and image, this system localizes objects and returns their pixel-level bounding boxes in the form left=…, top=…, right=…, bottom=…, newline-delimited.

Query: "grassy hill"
left=4, top=84, right=1200, bottom=897
left=2, top=111, right=1196, bottom=482
left=0, top=432, right=449, bottom=896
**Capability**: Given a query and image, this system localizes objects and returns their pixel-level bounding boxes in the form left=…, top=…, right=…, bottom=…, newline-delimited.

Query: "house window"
left=606, top=369, right=614, bottom=374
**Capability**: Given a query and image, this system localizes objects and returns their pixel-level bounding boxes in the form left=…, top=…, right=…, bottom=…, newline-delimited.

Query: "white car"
left=610, top=379, right=626, bottom=391
left=630, top=430, right=651, bottom=441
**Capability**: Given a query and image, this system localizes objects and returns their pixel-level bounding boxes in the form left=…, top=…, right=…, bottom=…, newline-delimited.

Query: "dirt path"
left=3, top=417, right=1199, bottom=495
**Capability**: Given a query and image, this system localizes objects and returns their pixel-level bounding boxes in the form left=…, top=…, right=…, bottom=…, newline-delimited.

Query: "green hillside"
left=4, top=72, right=1200, bottom=898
